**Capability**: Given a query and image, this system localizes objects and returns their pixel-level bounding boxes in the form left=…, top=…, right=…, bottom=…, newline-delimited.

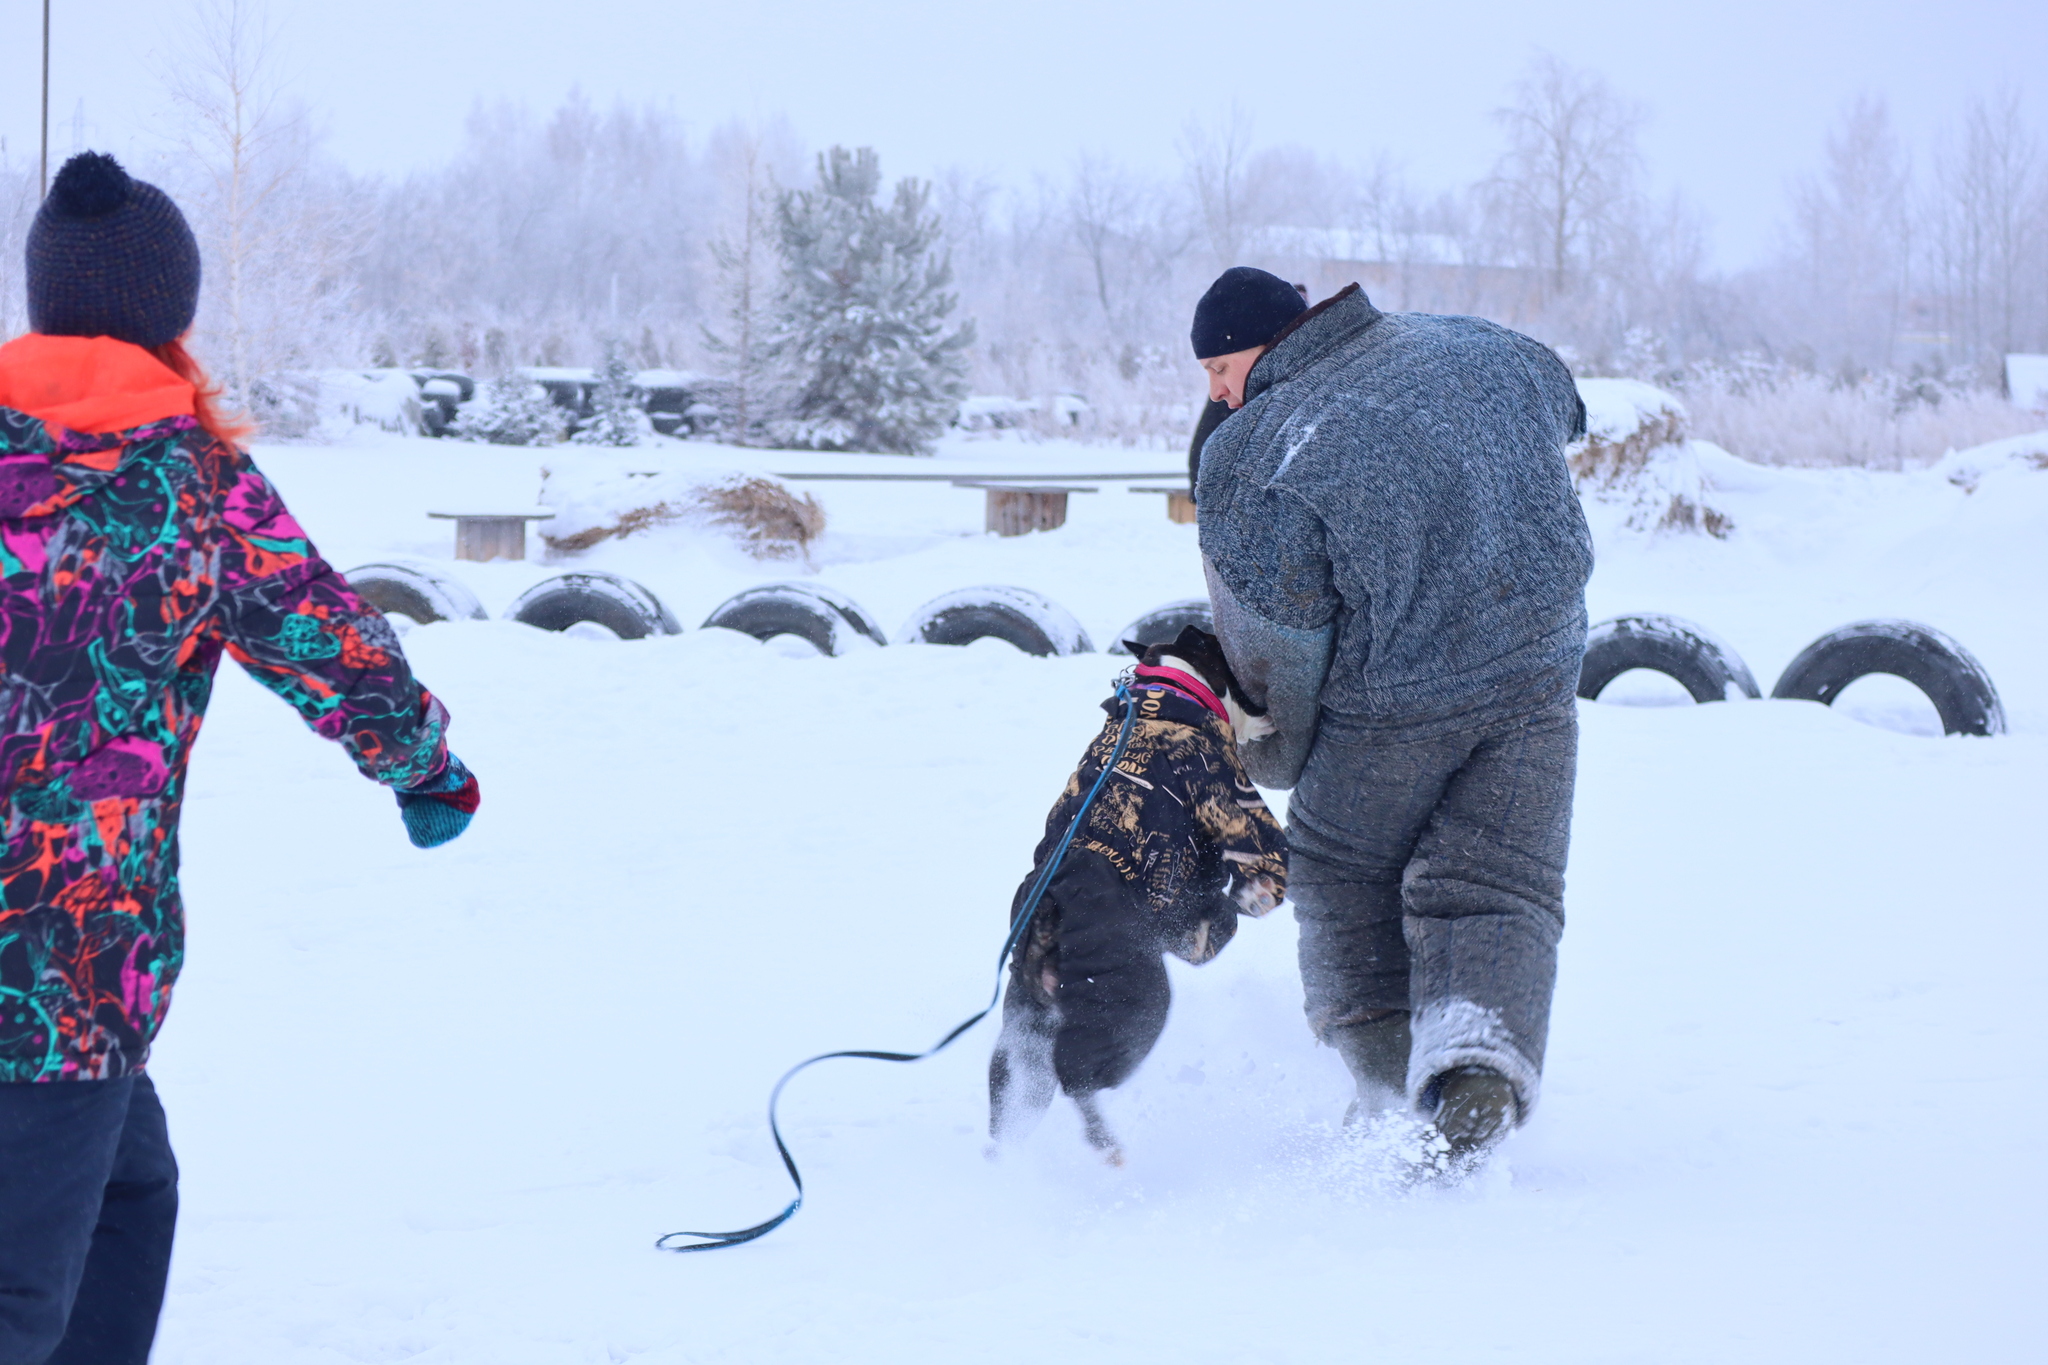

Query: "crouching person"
left=0, top=154, right=479, bottom=1364
left=989, top=632, right=1287, bottom=1163
left=1190, top=267, right=1591, bottom=1163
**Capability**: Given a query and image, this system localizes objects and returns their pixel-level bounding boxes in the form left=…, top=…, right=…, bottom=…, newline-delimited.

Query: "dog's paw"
left=1224, top=695, right=1276, bottom=743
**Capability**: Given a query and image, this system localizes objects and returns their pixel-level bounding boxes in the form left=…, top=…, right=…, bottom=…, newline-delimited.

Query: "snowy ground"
left=150, top=431, right=2047, bottom=1363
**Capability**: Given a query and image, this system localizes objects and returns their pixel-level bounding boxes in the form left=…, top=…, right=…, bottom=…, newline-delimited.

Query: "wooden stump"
left=987, top=488, right=1068, bottom=535
left=428, top=513, right=556, bottom=562
left=1129, top=486, right=1197, bottom=524
left=953, top=482, right=1098, bottom=537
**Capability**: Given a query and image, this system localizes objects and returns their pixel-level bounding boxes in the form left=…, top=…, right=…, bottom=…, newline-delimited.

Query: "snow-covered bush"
left=1672, top=360, right=2038, bottom=470
left=763, top=147, right=972, bottom=455
left=1571, top=379, right=1733, bottom=538
left=571, top=347, right=654, bottom=446
left=953, top=392, right=1096, bottom=437
left=311, top=370, right=426, bottom=437
left=452, top=373, right=568, bottom=446
left=539, top=465, right=824, bottom=561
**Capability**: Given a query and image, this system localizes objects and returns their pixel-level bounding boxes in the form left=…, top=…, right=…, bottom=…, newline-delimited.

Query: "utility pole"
left=40, top=0, right=51, bottom=197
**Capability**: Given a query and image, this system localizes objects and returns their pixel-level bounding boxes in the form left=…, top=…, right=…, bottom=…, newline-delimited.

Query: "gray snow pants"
left=1287, top=693, right=1577, bottom=1118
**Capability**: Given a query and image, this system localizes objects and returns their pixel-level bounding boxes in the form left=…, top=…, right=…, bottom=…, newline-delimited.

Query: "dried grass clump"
left=1569, top=398, right=1687, bottom=491
left=694, top=475, right=827, bottom=560
left=1569, top=381, right=1732, bottom=539
left=1657, top=494, right=1733, bottom=539
left=540, top=474, right=825, bottom=562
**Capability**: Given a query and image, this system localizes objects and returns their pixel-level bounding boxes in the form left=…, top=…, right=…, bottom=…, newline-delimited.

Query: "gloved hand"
left=395, top=753, right=479, bottom=848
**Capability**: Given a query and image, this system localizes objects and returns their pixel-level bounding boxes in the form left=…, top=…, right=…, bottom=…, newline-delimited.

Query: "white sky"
left=2, top=0, right=2042, bottom=269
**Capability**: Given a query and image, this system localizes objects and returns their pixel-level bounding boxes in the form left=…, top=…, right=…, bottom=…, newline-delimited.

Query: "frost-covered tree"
left=764, top=147, right=973, bottom=455
left=451, top=373, right=566, bottom=446
left=572, top=344, right=649, bottom=446
left=702, top=121, right=800, bottom=445
left=1483, top=55, right=1646, bottom=299
left=165, top=0, right=371, bottom=413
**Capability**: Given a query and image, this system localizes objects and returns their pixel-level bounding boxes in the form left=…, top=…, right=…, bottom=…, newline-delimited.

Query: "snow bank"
left=2004, top=354, right=2048, bottom=412
left=1929, top=428, right=2048, bottom=493
left=538, top=459, right=824, bottom=561
left=1570, top=378, right=1732, bottom=537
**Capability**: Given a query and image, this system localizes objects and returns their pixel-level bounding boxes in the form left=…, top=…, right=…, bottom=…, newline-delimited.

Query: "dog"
left=987, top=626, right=1288, bottom=1163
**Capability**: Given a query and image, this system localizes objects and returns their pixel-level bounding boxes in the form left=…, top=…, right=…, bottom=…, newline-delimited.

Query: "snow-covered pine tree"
left=451, top=372, right=568, bottom=446
left=764, top=147, right=973, bottom=455
left=572, top=343, right=649, bottom=446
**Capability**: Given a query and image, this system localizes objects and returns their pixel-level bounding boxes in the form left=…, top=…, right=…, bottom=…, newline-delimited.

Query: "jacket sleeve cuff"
left=1204, top=557, right=1335, bottom=791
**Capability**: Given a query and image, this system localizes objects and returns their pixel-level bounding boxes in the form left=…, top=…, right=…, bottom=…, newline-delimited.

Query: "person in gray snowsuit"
left=1189, top=267, right=1591, bottom=1157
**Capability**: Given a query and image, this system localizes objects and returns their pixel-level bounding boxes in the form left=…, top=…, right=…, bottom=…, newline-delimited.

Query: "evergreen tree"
left=764, top=147, right=973, bottom=455
left=451, top=372, right=567, bottom=446
left=571, top=343, right=650, bottom=446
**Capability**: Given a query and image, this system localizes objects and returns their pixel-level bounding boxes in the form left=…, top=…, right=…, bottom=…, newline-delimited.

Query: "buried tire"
left=701, top=582, right=887, bottom=656
left=505, top=572, right=681, bottom=640
left=1578, top=613, right=1760, bottom=703
left=1107, top=598, right=1214, bottom=656
left=894, top=586, right=1094, bottom=657
left=1770, top=620, right=2005, bottom=736
left=342, top=562, right=486, bottom=624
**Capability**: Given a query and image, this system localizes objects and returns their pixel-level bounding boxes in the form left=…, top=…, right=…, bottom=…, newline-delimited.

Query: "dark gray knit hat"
left=1190, top=266, right=1307, bottom=360
left=28, top=153, right=202, bottom=348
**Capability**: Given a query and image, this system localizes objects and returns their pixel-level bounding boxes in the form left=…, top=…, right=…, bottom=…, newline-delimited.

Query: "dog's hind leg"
left=1071, top=1091, right=1125, bottom=1167
left=988, top=986, right=1060, bottom=1149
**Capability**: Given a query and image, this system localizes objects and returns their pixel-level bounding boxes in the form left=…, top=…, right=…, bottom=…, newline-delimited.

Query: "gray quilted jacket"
left=1196, top=286, right=1592, bottom=787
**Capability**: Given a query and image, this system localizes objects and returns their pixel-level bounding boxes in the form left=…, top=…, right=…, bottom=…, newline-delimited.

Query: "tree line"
left=0, top=8, right=2042, bottom=457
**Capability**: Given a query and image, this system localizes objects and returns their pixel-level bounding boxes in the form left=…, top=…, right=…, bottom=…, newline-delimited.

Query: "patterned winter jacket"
left=1023, top=677, right=1288, bottom=964
left=0, top=335, right=451, bottom=1082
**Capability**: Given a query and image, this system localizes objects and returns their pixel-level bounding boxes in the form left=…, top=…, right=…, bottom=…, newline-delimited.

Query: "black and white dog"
left=988, top=627, right=1289, bottom=1162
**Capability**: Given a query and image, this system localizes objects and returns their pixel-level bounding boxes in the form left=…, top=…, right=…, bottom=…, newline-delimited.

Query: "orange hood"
left=0, top=334, right=196, bottom=436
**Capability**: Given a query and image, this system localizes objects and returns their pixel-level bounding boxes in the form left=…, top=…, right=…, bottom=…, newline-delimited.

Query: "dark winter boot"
left=1327, top=1010, right=1411, bottom=1124
left=1429, top=1066, right=1519, bottom=1158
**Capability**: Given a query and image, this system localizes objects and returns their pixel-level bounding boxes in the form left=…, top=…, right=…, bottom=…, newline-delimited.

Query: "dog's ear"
left=1121, top=639, right=1153, bottom=661
left=1171, top=624, right=1222, bottom=658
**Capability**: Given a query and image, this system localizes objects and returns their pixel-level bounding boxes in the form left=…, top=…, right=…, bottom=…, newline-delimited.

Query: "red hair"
left=149, top=336, right=255, bottom=447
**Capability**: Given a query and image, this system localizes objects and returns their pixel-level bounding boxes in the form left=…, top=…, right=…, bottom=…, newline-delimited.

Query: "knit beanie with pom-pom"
left=27, top=152, right=202, bottom=349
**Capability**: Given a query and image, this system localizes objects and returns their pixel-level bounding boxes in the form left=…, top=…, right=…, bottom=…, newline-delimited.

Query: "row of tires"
left=344, top=564, right=2007, bottom=737
left=343, top=563, right=1201, bottom=658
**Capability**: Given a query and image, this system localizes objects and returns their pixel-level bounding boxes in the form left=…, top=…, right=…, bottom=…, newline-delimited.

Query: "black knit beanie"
left=27, top=152, right=202, bottom=349
left=1190, top=266, right=1307, bottom=360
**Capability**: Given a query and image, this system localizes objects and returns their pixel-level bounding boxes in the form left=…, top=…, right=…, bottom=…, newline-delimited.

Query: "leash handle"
left=659, top=681, right=1140, bottom=1253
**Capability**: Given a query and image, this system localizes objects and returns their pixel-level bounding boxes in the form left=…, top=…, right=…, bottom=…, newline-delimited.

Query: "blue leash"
left=658, top=680, right=1140, bottom=1253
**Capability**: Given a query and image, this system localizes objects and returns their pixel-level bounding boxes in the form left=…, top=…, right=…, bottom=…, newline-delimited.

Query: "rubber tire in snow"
left=1107, top=598, right=1214, bottom=655
left=894, top=586, right=1094, bottom=657
left=504, top=572, right=681, bottom=640
left=1578, top=613, right=1761, bottom=704
left=341, top=562, right=487, bottom=624
left=1770, top=619, right=2006, bottom=736
left=700, top=582, right=887, bottom=656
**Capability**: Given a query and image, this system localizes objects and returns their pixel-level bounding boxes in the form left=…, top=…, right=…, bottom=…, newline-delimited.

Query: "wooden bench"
left=427, top=512, right=556, bottom=562
left=951, top=481, right=1098, bottom=536
left=1129, top=485, right=1196, bottom=525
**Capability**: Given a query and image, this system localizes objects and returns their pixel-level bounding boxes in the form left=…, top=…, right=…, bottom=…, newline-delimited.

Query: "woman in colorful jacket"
left=0, top=153, right=478, bottom=1365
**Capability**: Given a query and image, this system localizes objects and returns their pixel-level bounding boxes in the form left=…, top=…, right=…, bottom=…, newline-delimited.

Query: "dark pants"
left=989, top=853, right=1170, bottom=1139
left=0, top=1077, right=177, bottom=1365
left=1288, top=697, right=1578, bottom=1115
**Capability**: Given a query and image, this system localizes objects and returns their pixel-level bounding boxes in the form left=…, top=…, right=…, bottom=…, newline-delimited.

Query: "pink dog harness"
left=1131, top=664, right=1229, bottom=722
